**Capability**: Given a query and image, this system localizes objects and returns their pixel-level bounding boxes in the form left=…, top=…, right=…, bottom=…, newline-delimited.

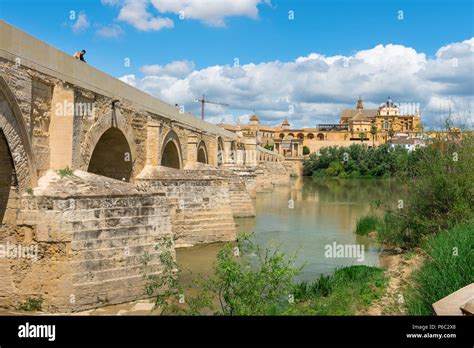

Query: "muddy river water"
left=177, top=177, right=401, bottom=284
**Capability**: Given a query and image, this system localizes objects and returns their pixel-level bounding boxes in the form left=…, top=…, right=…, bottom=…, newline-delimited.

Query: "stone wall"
left=0, top=171, right=173, bottom=312
left=256, top=161, right=290, bottom=191
left=30, top=78, right=52, bottom=176
left=224, top=165, right=257, bottom=198
left=136, top=166, right=236, bottom=248
left=225, top=171, right=256, bottom=217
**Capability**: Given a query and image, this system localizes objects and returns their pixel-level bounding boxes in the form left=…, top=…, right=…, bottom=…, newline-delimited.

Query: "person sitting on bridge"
left=73, top=49, right=87, bottom=63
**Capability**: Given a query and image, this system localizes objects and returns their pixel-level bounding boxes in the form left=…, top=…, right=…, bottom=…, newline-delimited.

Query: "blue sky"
left=1, top=0, right=473, bottom=128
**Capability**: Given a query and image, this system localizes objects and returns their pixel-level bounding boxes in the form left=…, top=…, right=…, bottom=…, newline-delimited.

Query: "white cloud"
left=150, top=0, right=265, bottom=27
left=96, top=24, right=124, bottom=38
left=117, top=0, right=174, bottom=31
left=119, top=38, right=474, bottom=128
left=103, top=0, right=267, bottom=30
left=71, top=13, right=90, bottom=33
left=119, top=74, right=137, bottom=87
left=141, top=60, right=195, bottom=77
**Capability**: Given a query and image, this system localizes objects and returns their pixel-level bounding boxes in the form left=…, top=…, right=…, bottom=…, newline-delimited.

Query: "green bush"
left=405, top=220, right=474, bottom=315
left=263, top=144, right=274, bottom=151
left=57, top=166, right=74, bottom=178
left=303, top=143, right=420, bottom=178
left=378, top=136, right=474, bottom=248
left=355, top=215, right=381, bottom=235
left=17, top=297, right=43, bottom=311
left=145, top=234, right=302, bottom=315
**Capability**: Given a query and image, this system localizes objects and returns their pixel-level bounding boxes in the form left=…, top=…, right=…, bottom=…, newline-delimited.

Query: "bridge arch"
left=229, top=141, right=237, bottom=164
left=197, top=141, right=208, bottom=164
left=217, top=136, right=224, bottom=166
left=87, top=127, right=133, bottom=182
left=0, top=77, right=37, bottom=224
left=161, top=130, right=182, bottom=169
left=82, top=108, right=137, bottom=178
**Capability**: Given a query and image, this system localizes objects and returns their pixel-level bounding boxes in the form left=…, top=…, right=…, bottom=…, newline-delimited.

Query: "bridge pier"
left=136, top=166, right=237, bottom=247
left=49, top=83, right=74, bottom=171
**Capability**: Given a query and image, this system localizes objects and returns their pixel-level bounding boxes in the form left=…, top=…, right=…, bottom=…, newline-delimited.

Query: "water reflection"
left=177, top=177, right=401, bottom=283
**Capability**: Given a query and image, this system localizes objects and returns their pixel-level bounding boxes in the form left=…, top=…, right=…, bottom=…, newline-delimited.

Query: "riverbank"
left=361, top=250, right=423, bottom=315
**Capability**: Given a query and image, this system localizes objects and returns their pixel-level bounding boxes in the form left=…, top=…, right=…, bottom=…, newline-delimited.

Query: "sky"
left=1, top=0, right=473, bottom=129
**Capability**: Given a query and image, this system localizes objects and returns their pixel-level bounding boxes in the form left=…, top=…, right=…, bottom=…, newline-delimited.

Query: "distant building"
left=217, top=97, right=423, bottom=157
left=388, top=137, right=426, bottom=152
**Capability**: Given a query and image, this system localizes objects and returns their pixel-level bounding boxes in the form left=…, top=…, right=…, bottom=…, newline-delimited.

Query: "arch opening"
left=0, top=130, right=16, bottom=225
left=161, top=141, right=181, bottom=169
left=87, top=127, right=133, bottom=181
left=217, top=137, right=224, bottom=166
left=197, top=141, right=208, bottom=164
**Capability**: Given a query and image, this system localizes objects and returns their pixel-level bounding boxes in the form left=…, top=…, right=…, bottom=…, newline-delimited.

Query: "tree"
left=388, top=128, right=395, bottom=140
left=303, top=146, right=310, bottom=155
left=144, top=234, right=303, bottom=315
left=264, top=143, right=274, bottom=151
left=370, top=125, right=377, bottom=147
left=359, top=132, right=366, bottom=143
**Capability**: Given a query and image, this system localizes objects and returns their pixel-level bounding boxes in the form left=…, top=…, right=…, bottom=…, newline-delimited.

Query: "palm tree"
left=370, top=125, right=377, bottom=147
left=359, top=132, right=366, bottom=143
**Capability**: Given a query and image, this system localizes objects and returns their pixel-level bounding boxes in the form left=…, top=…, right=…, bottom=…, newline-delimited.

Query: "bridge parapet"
left=256, top=145, right=284, bottom=162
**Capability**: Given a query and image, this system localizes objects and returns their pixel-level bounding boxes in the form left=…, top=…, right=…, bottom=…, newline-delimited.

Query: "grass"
left=57, top=166, right=74, bottom=178
left=17, top=297, right=43, bottom=311
left=355, top=215, right=381, bottom=235
left=289, top=265, right=387, bottom=315
left=405, top=220, right=474, bottom=315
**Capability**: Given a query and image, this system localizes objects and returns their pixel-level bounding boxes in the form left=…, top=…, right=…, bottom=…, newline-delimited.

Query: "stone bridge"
left=0, top=21, right=291, bottom=312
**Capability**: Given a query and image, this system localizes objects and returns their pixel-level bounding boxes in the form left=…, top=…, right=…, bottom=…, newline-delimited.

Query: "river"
left=177, top=177, right=402, bottom=284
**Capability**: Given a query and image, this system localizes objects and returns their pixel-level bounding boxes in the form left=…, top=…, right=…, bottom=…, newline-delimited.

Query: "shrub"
left=355, top=215, right=381, bottom=235
left=303, top=143, right=420, bottom=178
left=378, top=136, right=474, bottom=248
left=263, top=144, right=274, bottom=151
left=17, top=297, right=43, bottom=311
left=57, top=167, right=74, bottom=178
left=145, top=234, right=302, bottom=315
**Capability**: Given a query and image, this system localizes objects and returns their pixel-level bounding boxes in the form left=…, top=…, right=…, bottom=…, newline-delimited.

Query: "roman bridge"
left=0, top=21, right=290, bottom=312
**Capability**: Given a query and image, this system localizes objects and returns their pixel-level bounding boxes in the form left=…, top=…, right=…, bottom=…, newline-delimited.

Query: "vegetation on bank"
left=143, top=235, right=386, bottom=315
left=352, top=135, right=474, bottom=314
left=376, top=135, right=474, bottom=248
left=303, top=143, right=421, bottom=178
left=288, top=266, right=387, bottom=315
left=355, top=215, right=381, bottom=236
left=405, top=220, right=474, bottom=315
